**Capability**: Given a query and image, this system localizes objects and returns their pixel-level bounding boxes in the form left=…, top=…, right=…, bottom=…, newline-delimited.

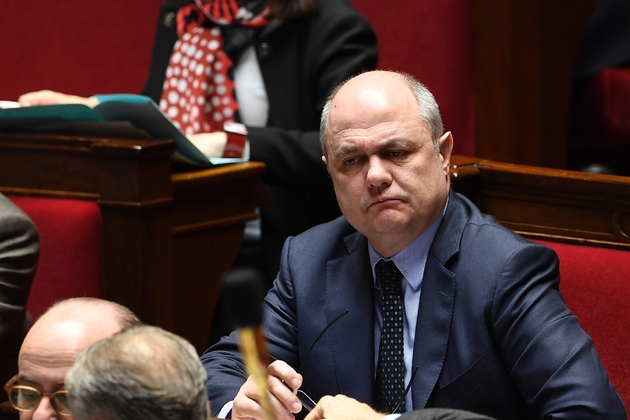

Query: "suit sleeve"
left=491, top=243, right=626, bottom=418
left=201, top=235, right=301, bottom=417
left=0, top=195, right=39, bottom=346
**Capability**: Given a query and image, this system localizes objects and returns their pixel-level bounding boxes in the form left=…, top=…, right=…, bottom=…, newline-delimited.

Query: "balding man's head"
left=13, top=298, right=140, bottom=420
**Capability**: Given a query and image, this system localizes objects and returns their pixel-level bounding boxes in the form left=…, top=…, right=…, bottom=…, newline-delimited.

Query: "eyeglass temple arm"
left=298, top=309, right=349, bottom=373
left=391, top=365, right=419, bottom=414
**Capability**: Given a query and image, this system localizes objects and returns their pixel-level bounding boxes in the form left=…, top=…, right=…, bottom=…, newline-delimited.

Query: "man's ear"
left=322, top=155, right=328, bottom=165
left=439, top=131, right=454, bottom=175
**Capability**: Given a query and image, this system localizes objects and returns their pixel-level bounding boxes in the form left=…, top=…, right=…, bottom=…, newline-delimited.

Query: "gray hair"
left=319, top=71, right=443, bottom=156
left=65, top=325, right=209, bottom=420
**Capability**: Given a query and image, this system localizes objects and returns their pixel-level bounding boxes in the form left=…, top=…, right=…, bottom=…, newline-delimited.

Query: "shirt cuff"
left=216, top=401, right=234, bottom=419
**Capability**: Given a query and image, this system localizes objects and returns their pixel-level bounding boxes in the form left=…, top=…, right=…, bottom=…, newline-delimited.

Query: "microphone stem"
left=238, top=328, right=273, bottom=420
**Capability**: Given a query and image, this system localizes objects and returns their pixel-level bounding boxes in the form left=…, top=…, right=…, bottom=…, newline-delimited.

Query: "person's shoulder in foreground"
left=304, top=395, right=498, bottom=420
left=65, top=324, right=210, bottom=420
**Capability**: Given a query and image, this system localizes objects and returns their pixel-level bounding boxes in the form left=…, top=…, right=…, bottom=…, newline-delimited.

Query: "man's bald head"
left=16, top=298, right=140, bottom=420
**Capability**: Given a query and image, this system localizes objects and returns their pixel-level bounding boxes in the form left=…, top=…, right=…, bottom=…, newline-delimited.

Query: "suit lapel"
left=325, top=231, right=376, bottom=404
left=411, top=257, right=456, bottom=408
left=411, top=191, right=468, bottom=409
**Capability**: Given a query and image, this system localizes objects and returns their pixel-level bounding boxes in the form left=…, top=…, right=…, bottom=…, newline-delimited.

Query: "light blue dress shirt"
left=368, top=205, right=446, bottom=413
left=219, top=203, right=447, bottom=419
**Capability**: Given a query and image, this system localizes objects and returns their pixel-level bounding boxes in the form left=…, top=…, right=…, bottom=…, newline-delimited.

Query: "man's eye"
left=18, top=389, right=40, bottom=404
left=343, top=158, right=357, bottom=166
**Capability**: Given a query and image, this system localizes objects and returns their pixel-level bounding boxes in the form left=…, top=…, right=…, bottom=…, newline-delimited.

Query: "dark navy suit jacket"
left=202, top=191, right=627, bottom=419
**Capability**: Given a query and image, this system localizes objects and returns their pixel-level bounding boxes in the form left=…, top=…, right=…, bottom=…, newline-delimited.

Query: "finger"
left=233, top=376, right=274, bottom=420
left=268, top=360, right=303, bottom=390
left=268, top=372, right=302, bottom=414
left=18, top=90, right=61, bottom=106
left=234, top=373, right=297, bottom=420
left=303, top=402, right=324, bottom=420
left=267, top=384, right=298, bottom=420
left=233, top=391, right=265, bottom=420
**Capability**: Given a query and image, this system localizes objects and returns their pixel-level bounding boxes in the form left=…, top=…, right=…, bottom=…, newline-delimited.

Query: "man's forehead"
left=18, top=318, right=121, bottom=387
left=327, top=111, right=429, bottom=157
left=328, top=79, right=418, bottom=129
left=19, top=348, right=75, bottom=379
left=18, top=338, right=77, bottom=391
left=20, top=319, right=93, bottom=359
left=21, top=308, right=122, bottom=358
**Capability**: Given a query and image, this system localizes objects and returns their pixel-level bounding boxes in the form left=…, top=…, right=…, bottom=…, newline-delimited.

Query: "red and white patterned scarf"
left=160, top=0, right=271, bottom=135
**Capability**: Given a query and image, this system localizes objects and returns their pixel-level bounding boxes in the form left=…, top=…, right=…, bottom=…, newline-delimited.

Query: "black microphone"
left=222, top=267, right=272, bottom=420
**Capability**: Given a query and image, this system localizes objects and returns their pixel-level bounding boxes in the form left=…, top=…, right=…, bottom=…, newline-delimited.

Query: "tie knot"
left=375, top=260, right=403, bottom=295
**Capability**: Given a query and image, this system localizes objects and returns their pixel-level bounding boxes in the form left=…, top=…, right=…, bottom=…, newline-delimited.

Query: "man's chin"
left=369, top=213, right=411, bottom=236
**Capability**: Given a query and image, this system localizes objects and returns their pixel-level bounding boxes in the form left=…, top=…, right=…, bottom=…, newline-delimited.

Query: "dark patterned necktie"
left=375, top=259, right=406, bottom=413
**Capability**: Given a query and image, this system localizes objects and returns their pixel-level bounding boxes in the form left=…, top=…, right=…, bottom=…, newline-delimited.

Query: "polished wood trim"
left=0, top=132, right=264, bottom=353
left=451, top=155, right=630, bottom=249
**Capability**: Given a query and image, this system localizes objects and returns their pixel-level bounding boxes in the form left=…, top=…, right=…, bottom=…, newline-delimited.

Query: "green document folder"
left=0, top=94, right=249, bottom=167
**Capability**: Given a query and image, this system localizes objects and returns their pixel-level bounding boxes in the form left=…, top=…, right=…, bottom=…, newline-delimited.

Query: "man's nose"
left=366, top=156, right=392, bottom=189
left=30, top=397, right=58, bottom=420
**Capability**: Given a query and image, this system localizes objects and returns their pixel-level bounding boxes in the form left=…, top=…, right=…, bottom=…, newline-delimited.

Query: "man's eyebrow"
left=330, top=137, right=417, bottom=161
left=17, top=375, right=65, bottom=388
left=331, top=144, right=360, bottom=161
left=380, top=137, right=416, bottom=149
left=17, top=374, right=37, bottom=385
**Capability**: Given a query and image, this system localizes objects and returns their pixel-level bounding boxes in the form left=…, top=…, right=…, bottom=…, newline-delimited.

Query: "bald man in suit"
left=202, top=71, right=626, bottom=420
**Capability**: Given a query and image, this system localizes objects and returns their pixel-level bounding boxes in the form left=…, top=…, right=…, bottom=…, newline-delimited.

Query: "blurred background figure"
left=16, top=0, right=377, bottom=342
left=0, top=193, right=39, bottom=385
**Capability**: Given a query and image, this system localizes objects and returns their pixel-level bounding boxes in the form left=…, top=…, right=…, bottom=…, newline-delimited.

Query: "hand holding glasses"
left=284, top=308, right=418, bottom=415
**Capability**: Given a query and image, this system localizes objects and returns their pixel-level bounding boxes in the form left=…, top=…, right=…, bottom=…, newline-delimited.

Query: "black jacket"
left=142, top=0, right=378, bottom=278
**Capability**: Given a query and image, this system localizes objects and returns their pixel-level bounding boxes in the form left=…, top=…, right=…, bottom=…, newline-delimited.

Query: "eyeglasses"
left=289, top=309, right=417, bottom=414
left=3, top=374, right=72, bottom=417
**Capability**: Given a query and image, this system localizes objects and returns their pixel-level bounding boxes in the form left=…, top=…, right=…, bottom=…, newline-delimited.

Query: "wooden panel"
left=0, top=132, right=264, bottom=353
left=472, top=0, right=597, bottom=168
left=451, top=155, right=630, bottom=249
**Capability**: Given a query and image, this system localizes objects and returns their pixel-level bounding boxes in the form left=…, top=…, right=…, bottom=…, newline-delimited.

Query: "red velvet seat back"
left=534, top=239, right=630, bottom=408
left=0, top=0, right=161, bottom=100
left=8, top=196, right=101, bottom=320
left=0, top=2, right=158, bottom=318
left=350, top=0, right=475, bottom=157
left=572, top=66, right=630, bottom=145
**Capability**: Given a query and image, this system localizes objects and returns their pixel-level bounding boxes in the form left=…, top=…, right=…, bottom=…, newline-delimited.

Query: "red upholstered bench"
left=533, top=240, right=630, bottom=408
left=8, top=196, right=101, bottom=320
